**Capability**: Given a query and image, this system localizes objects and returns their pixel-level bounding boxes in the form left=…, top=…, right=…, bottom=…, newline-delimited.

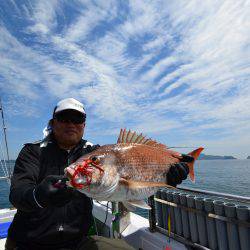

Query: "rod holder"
left=214, top=200, right=228, bottom=250
left=236, top=205, right=250, bottom=250
left=155, top=190, right=164, bottom=228
left=204, top=198, right=217, bottom=250
left=161, top=190, right=168, bottom=230
left=224, top=203, right=240, bottom=250
left=186, top=194, right=199, bottom=243
left=180, top=193, right=190, bottom=239
left=173, top=192, right=183, bottom=235
left=148, top=195, right=156, bottom=232
left=166, top=190, right=176, bottom=233
left=195, top=197, right=208, bottom=247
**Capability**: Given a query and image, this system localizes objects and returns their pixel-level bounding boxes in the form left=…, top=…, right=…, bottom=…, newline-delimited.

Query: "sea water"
left=180, top=159, right=250, bottom=196
left=1, top=159, right=250, bottom=209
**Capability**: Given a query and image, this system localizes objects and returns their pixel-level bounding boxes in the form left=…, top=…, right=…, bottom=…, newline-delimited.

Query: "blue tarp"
left=0, top=221, right=11, bottom=239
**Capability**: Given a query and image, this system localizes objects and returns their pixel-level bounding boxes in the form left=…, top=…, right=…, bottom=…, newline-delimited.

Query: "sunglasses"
left=55, top=113, right=86, bottom=124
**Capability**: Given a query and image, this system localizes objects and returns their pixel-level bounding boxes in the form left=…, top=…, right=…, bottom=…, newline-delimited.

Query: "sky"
left=0, top=0, right=249, bottom=160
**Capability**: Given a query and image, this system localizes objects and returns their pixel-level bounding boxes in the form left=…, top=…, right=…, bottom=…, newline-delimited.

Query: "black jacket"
left=8, top=136, right=99, bottom=249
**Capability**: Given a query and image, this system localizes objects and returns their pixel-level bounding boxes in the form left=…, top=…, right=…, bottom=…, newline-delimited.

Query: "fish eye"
left=91, top=156, right=100, bottom=164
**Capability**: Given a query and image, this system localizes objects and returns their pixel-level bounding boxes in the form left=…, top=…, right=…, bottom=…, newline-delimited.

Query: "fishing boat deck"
left=0, top=209, right=16, bottom=249
left=93, top=201, right=187, bottom=249
left=0, top=238, right=6, bottom=249
left=0, top=202, right=187, bottom=250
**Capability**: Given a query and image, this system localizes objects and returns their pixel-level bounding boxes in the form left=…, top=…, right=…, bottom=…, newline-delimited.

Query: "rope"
left=165, top=206, right=172, bottom=250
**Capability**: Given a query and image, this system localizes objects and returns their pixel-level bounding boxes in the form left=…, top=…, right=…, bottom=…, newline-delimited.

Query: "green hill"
left=198, top=154, right=237, bottom=160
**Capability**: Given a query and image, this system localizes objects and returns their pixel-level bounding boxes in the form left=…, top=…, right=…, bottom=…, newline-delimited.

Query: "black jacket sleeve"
left=9, top=144, right=41, bottom=212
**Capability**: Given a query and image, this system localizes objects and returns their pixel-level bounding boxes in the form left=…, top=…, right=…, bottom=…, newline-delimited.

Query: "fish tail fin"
left=187, top=147, right=204, bottom=183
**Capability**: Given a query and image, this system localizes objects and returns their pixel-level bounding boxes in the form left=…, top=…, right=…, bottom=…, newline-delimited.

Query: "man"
left=6, top=98, right=189, bottom=250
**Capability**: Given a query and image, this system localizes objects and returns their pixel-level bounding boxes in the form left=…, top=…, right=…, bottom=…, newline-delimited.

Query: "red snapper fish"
left=65, top=129, right=203, bottom=210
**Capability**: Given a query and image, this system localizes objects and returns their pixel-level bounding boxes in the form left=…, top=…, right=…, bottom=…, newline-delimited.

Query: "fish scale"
left=115, top=143, right=179, bottom=182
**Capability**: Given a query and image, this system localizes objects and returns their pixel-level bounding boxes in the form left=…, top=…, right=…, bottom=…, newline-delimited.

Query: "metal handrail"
left=0, top=176, right=10, bottom=180
left=178, top=186, right=250, bottom=203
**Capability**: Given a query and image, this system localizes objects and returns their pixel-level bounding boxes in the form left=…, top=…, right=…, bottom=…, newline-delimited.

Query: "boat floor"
left=0, top=204, right=187, bottom=250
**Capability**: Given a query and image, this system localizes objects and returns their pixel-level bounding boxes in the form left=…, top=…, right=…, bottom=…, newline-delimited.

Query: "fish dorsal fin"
left=122, top=202, right=137, bottom=211
left=117, top=128, right=168, bottom=150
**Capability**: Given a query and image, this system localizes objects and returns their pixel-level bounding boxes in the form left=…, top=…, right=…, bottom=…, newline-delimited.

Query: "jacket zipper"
left=57, top=144, right=85, bottom=237
left=57, top=153, right=70, bottom=236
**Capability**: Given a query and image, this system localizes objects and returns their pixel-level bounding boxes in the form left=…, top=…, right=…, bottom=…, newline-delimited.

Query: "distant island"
left=198, top=153, right=237, bottom=160
left=247, top=156, right=250, bottom=159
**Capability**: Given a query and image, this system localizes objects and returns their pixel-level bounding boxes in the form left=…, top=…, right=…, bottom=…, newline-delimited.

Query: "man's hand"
left=34, top=175, right=73, bottom=208
left=167, top=154, right=193, bottom=187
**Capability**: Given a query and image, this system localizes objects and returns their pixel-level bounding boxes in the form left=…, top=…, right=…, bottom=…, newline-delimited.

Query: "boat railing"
left=148, top=187, right=250, bottom=250
left=0, top=177, right=9, bottom=180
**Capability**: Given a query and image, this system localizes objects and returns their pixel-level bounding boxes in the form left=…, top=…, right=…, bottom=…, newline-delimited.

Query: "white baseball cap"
left=53, top=98, right=86, bottom=116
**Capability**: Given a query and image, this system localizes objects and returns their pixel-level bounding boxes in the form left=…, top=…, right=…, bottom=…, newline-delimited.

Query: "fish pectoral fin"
left=125, top=200, right=151, bottom=210
left=119, top=178, right=175, bottom=189
left=129, top=200, right=151, bottom=210
left=122, top=202, right=137, bottom=211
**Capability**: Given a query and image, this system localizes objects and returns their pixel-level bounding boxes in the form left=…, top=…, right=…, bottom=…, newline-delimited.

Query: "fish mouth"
left=65, top=166, right=90, bottom=188
left=65, top=159, right=105, bottom=189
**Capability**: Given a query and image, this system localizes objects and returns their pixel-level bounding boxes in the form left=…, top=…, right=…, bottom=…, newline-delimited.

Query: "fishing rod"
left=0, top=97, right=11, bottom=180
left=168, top=146, right=201, bottom=149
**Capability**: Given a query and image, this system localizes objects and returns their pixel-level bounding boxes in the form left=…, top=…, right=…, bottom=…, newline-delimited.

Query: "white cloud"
left=26, top=0, right=59, bottom=35
left=64, top=1, right=118, bottom=42
left=140, top=56, right=178, bottom=83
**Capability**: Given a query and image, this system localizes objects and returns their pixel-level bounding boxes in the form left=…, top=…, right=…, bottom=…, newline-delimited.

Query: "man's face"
left=52, top=110, right=85, bottom=149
